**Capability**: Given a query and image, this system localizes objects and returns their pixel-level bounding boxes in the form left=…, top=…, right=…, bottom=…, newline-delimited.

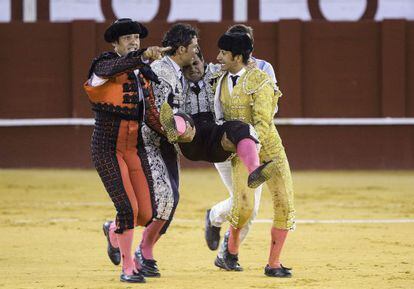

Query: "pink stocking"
left=140, top=220, right=167, bottom=260
left=236, top=138, right=260, bottom=173
left=228, top=227, right=241, bottom=255
left=268, top=227, right=288, bottom=268
left=174, top=116, right=187, bottom=135
left=117, top=229, right=136, bottom=275
left=109, top=221, right=119, bottom=248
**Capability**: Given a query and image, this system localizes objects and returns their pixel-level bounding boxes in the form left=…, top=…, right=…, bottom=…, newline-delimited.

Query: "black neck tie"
left=179, top=70, right=184, bottom=87
left=191, top=83, right=201, bottom=95
left=230, top=75, right=239, bottom=87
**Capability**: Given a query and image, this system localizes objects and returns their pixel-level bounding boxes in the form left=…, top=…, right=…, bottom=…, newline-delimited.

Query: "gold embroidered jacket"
left=213, top=68, right=282, bottom=152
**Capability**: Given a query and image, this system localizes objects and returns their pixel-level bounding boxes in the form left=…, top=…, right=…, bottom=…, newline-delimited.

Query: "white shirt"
left=227, top=67, right=246, bottom=94
left=190, top=80, right=204, bottom=89
left=166, top=56, right=185, bottom=89
left=167, top=56, right=181, bottom=77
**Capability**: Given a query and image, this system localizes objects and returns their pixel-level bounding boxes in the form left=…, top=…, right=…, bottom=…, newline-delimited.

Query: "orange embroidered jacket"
left=84, top=51, right=163, bottom=134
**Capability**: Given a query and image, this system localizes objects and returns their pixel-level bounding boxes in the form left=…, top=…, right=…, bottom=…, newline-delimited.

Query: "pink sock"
left=227, top=227, right=241, bottom=255
left=117, top=229, right=136, bottom=275
left=268, top=227, right=288, bottom=268
left=236, top=138, right=260, bottom=173
left=174, top=116, right=187, bottom=135
left=140, top=220, right=167, bottom=260
left=109, top=221, right=119, bottom=248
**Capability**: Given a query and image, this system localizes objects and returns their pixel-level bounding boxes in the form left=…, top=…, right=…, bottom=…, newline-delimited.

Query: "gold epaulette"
left=274, top=84, right=283, bottom=98
left=242, top=68, right=273, bottom=95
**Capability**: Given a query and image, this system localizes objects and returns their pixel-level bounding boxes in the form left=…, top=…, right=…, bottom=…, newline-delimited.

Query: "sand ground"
left=0, top=169, right=413, bottom=289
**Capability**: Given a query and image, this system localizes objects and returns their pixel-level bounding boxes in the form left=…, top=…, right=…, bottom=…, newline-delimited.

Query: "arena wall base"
left=1, top=125, right=412, bottom=170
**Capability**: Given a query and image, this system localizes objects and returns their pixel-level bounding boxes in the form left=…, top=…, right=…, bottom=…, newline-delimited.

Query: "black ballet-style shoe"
left=264, top=264, right=292, bottom=278
left=120, top=270, right=146, bottom=283
left=248, top=160, right=277, bottom=189
left=102, top=221, right=121, bottom=265
left=134, top=246, right=161, bottom=277
left=214, top=231, right=243, bottom=271
left=205, top=209, right=221, bottom=250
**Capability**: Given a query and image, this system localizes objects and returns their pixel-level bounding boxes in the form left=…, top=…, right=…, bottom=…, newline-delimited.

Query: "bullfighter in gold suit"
left=212, top=32, right=295, bottom=277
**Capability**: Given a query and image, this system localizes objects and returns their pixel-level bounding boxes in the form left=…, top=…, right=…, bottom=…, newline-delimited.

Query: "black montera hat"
left=218, top=32, right=253, bottom=55
left=104, top=18, right=148, bottom=43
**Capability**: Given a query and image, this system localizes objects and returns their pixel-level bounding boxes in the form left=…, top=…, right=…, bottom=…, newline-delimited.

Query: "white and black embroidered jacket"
left=182, top=63, right=222, bottom=116
left=150, top=56, right=187, bottom=113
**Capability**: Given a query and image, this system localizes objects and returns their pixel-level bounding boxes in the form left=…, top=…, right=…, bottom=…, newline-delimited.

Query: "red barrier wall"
left=1, top=20, right=413, bottom=119
left=0, top=20, right=413, bottom=169
left=1, top=125, right=413, bottom=170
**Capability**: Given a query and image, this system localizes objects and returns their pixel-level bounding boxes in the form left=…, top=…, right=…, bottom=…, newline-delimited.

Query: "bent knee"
left=137, top=209, right=153, bottom=226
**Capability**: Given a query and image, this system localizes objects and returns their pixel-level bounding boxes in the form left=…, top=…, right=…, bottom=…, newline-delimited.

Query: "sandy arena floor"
left=0, top=168, right=413, bottom=289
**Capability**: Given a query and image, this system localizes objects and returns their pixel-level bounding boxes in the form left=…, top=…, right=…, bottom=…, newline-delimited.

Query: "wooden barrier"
left=0, top=20, right=413, bottom=168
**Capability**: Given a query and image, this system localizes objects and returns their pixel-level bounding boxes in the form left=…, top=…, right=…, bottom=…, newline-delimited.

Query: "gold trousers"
left=228, top=125, right=295, bottom=230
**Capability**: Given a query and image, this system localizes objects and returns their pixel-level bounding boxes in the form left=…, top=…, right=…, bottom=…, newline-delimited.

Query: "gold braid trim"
left=242, top=69, right=272, bottom=95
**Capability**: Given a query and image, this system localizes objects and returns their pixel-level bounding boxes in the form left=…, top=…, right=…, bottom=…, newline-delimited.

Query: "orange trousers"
left=92, top=113, right=153, bottom=233
left=116, top=120, right=153, bottom=227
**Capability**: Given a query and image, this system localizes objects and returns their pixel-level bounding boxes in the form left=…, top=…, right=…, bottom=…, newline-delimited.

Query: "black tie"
left=179, top=71, right=184, bottom=87
left=230, top=75, right=239, bottom=87
left=191, top=83, right=201, bottom=95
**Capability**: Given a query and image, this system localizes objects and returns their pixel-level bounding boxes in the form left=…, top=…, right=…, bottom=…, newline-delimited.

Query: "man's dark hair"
left=162, top=23, right=199, bottom=56
left=238, top=51, right=250, bottom=65
left=227, top=24, right=254, bottom=45
left=218, top=32, right=252, bottom=65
